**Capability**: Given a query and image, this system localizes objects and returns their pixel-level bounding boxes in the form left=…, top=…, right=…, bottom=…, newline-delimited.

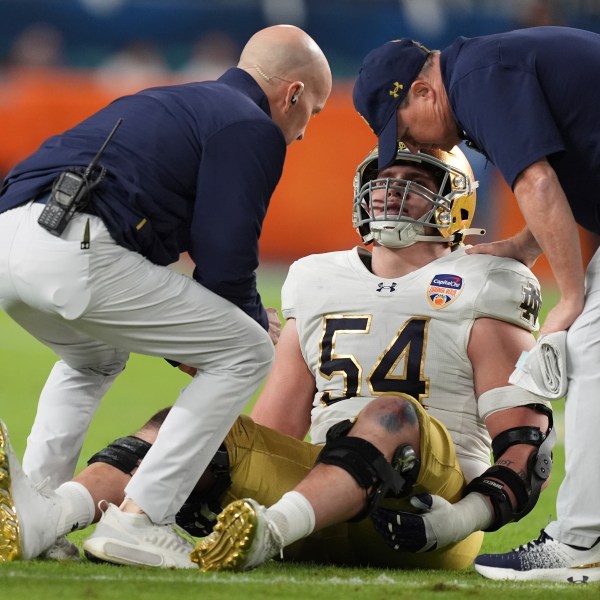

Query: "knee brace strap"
left=464, top=465, right=528, bottom=531
left=465, top=424, right=555, bottom=531
left=491, top=402, right=553, bottom=461
left=491, top=426, right=546, bottom=462
left=316, top=436, right=419, bottom=521
left=87, top=435, right=151, bottom=475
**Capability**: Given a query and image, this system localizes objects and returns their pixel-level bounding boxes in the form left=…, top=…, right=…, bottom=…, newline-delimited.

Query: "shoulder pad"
left=473, top=259, right=542, bottom=332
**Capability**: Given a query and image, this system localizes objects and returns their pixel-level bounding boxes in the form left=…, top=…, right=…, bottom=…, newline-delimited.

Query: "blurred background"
left=1, top=0, right=599, bottom=282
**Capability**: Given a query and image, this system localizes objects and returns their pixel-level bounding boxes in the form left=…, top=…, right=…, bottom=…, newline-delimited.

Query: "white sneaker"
left=474, top=529, right=600, bottom=583
left=83, top=503, right=196, bottom=569
left=40, top=536, right=80, bottom=561
left=0, top=420, right=62, bottom=561
left=191, top=498, right=283, bottom=572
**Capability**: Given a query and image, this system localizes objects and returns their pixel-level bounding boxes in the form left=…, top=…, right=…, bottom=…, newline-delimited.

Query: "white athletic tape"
left=478, top=385, right=551, bottom=421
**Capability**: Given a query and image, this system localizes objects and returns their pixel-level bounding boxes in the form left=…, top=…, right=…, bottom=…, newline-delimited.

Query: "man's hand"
left=465, top=225, right=584, bottom=332
left=266, top=307, right=281, bottom=345
left=540, top=298, right=584, bottom=334
left=465, top=231, right=541, bottom=269
left=371, top=493, right=493, bottom=553
left=468, top=236, right=583, bottom=332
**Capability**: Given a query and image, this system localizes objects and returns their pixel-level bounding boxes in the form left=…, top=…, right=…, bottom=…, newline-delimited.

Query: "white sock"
left=55, top=481, right=95, bottom=537
left=265, top=491, right=316, bottom=546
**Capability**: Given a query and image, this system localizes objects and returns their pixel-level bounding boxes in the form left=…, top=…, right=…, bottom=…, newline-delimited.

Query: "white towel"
left=508, top=331, right=568, bottom=399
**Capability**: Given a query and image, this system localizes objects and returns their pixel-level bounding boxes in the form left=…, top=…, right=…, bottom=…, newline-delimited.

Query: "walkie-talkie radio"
left=38, top=118, right=123, bottom=236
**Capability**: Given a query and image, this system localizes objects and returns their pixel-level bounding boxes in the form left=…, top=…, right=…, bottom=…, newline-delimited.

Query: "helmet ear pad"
left=448, top=195, right=476, bottom=233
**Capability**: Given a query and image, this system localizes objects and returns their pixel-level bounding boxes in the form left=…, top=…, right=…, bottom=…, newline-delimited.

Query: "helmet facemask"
left=352, top=144, right=482, bottom=249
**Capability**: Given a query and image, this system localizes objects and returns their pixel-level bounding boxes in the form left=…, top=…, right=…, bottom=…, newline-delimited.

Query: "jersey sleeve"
left=472, top=259, right=542, bottom=332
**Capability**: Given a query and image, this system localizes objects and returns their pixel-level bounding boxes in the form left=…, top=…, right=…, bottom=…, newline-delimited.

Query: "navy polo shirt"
left=441, top=26, right=600, bottom=234
left=0, top=69, right=288, bottom=328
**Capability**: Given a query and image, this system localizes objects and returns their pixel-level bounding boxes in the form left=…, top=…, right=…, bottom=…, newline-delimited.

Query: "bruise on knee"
left=350, top=395, right=421, bottom=459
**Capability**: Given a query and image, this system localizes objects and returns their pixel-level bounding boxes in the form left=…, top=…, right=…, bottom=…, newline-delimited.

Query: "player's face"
left=369, top=163, right=439, bottom=221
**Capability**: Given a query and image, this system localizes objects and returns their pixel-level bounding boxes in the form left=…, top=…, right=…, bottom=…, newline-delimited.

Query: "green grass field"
left=1, top=265, right=596, bottom=598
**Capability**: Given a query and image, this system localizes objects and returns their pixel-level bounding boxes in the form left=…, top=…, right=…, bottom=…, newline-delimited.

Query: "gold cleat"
left=191, top=499, right=259, bottom=572
left=191, top=497, right=283, bottom=572
left=0, top=422, right=21, bottom=561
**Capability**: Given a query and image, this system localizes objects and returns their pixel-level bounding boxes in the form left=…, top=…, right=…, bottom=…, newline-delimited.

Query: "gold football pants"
left=221, top=400, right=483, bottom=569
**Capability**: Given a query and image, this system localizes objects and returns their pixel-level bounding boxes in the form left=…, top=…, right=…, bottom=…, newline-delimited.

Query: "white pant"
left=545, top=246, right=600, bottom=547
left=0, top=202, right=273, bottom=523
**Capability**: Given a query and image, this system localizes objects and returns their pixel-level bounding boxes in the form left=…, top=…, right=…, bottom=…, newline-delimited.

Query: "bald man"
left=0, top=25, right=331, bottom=568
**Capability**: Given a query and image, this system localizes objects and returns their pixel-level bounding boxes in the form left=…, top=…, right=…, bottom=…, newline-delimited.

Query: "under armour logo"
left=377, top=282, right=397, bottom=293
left=389, top=82, right=403, bottom=98
left=567, top=576, right=589, bottom=584
left=520, top=282, right=542, bottom=326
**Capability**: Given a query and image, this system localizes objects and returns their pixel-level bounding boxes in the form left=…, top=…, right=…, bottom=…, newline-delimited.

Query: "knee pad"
left=87, top=435, right=151, bottom=475
left=316, top=420, right=420, bottom=521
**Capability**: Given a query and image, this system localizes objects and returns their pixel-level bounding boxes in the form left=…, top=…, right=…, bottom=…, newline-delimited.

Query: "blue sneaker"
left=475, top=529, right=600, bottom=583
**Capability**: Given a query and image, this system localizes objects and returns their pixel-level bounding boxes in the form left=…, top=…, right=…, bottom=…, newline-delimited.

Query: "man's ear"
left=287, top=81, right=305, bottom=109
left=411, top=79, right=432, bottom=100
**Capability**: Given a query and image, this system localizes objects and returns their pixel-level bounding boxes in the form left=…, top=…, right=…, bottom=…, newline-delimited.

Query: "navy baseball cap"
left=353, top=39, right=430, bottom=169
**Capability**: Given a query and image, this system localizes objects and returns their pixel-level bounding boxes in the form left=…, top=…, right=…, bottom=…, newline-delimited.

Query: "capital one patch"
left=427, top=273, right=463, bottom=309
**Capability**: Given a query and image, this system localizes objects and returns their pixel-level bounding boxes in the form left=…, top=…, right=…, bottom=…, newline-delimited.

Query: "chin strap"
left=456, top=227, right=487, bottom=238
left=446, top=228, right=487, bottom=246
left=410, top=227, right=487, bottom=246
left=371, top=224, right=487, bottom=249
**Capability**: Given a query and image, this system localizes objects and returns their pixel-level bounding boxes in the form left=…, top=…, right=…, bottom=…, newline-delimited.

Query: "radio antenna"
left=84, top=117, right=123, bottom=177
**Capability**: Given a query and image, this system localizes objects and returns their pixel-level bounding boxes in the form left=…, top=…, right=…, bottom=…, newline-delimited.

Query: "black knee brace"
left=464, top=421, right=555, bottom=531
left=87, top=435, right=151, bottom=475
left=316, top=419, right=420, bottom=521
left=87, top=435, right=231, bottom=536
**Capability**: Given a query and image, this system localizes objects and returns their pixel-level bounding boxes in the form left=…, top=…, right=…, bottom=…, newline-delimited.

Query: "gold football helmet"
left=352, top=142, right=483, bottom=248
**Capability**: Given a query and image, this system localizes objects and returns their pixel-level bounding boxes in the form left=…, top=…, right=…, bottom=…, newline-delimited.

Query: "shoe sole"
left=191, top=499, right=258, bottom=572
left=83, top=535, right=178, bottom=568
left=475, top=562, right=600, bottom=583
left=83, top=516, right=196, bottom=569
left=0, top=421, right=21, bottom=562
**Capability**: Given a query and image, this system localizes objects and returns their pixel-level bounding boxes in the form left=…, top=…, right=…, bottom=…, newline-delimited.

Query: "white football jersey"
left=281, top=246, right=542, bottom=482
